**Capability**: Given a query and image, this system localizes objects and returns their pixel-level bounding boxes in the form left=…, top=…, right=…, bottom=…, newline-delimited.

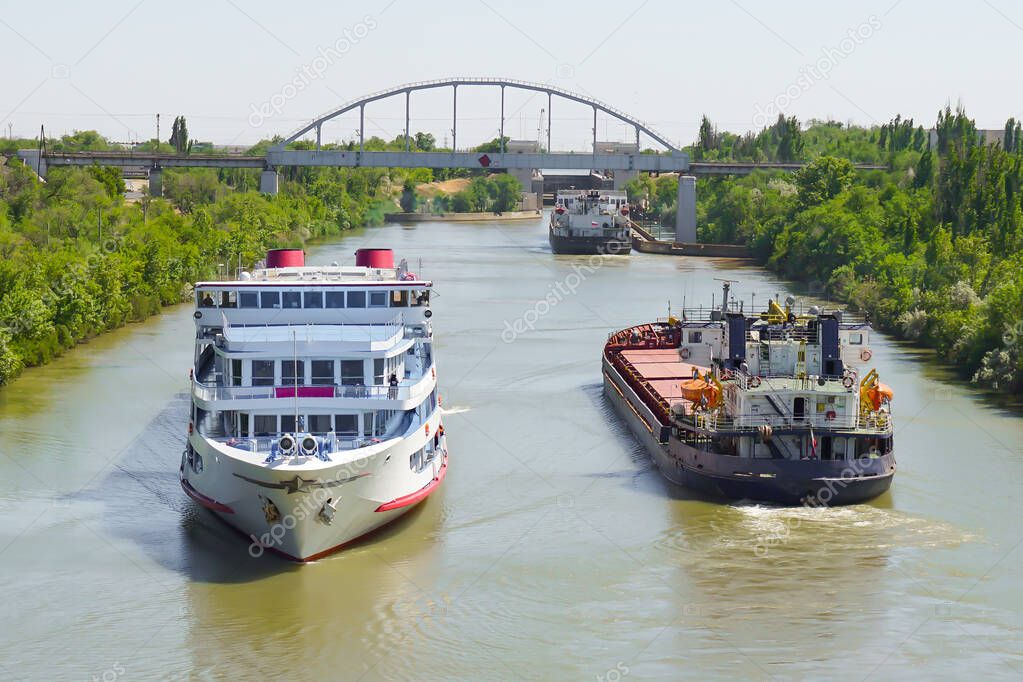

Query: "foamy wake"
left=440, top=406, right=472, bottom=415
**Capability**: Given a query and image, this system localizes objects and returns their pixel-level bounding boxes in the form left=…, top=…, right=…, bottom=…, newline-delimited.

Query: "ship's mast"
left=292, top=330, right=299, bottom=434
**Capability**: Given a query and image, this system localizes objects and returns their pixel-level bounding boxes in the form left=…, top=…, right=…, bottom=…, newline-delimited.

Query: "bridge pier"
left=260, top=169, right=279, bottom=195
left=16, top=149, right=47, bottom=179
left=613, top=170, right=637, bottom=190
left=149, top=168, right=163, bottom=197
left=675, top=175, right=697, bottom=243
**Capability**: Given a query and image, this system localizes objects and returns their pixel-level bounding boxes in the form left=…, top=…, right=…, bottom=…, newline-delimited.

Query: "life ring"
left=749, top=376, right=762, bottom=388
left=680, top=347, right=691, bottom=360
left=721, top=368, right=734, bottom=381
left=860, top=349, right=872, bottom=362
left=826, top=410, right=837, bottom=421
left=842, top=376, right=855, bottom=389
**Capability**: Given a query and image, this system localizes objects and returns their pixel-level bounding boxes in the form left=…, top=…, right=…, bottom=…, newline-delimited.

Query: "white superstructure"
left=180, top=248, right=446, bottom=561
left=550, top=189, right=630, bottom=238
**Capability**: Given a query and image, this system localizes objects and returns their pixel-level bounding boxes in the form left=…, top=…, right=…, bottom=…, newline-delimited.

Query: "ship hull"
left=549, top=230, right=631, bottom=255
left=181, top=413, right=446, bottom=562
left=603, top=363, right=894, bottom=506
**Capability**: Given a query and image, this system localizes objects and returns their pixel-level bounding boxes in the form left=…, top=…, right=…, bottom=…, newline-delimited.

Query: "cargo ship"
left=549, top=189, right=631, bottom=255
left=602, top=282, right=895, bottom=505
left=181, top=247, right=446, bottom=561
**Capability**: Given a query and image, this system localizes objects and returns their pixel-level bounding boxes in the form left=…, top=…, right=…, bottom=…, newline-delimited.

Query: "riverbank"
left=384, top=209, right=541, bottom=223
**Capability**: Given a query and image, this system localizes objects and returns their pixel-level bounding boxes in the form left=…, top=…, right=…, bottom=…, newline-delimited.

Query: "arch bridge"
left=264, top=77, right=688, bottom=175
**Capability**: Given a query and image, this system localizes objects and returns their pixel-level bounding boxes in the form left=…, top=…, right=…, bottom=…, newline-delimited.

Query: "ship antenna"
left=293, top=329, right=299, bottom=437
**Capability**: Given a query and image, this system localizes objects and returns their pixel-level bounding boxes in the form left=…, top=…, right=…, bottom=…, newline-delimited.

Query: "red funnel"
left=355, top=248, right=394, bottom=269
left=266, top=249, right=305, bottom=268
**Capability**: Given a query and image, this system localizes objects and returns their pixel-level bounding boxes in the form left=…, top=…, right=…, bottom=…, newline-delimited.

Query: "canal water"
left=1, top=216, right=1021, bottom=680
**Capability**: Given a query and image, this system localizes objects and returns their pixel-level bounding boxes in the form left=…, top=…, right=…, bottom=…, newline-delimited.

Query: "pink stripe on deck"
left=274, top=386, right=335, bottom=398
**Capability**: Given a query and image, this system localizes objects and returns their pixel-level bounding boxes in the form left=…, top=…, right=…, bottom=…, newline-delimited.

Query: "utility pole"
left=156, top=113, right=160, bottom=149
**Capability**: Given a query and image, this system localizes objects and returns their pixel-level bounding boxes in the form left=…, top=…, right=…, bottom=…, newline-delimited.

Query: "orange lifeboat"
left=864, top=382, right=894, bottom=411
left=679, top=378, right=721, bottom=408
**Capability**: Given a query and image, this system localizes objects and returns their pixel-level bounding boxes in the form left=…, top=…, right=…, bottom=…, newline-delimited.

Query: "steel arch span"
left=271, top=77, right=682, bottom=154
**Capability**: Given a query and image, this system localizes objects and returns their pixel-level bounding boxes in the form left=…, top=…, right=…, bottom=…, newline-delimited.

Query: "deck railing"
left=676, top=410, right=892, bottom=434
left=192, top=379, right=426, bottom=402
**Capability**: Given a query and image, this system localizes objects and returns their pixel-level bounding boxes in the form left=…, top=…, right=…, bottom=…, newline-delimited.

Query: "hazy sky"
left=1, top=0, right=1019, bottom=150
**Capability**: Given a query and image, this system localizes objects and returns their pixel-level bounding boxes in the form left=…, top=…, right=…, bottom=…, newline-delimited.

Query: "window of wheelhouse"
left=348, top=291, right=367, bottom=308
left=198, top=290, right=216, bottom=308
left=311, top=360, right=335, bottom=385
left=340, top=360, right=363, bottom=386
left=252, top=360, right=275, bottom=386
left=325, top=291, right=346, bottom=308
left=220, top=291, right=237, bottom=308
left=369, top=291, right=388, bottom=308
left=254, top=414, right=276, bottom=436
left=308, top=414, right=332, bottom=434
left=282, top=360, right=305, bottom=385
left=260, top=291, right=280, bottom=309
left=391, top=290, right=409, bottom=307
left=410, top=289, right=430, bottom=307
left=239, top=291, right=259, bottom=308
left=304, top=291, right=323, bottom=309
left=282, top=291, right=302, bottom=309
left=335, top=414, right=358, bottom=436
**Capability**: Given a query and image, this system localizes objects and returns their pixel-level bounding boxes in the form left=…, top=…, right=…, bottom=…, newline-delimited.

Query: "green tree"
left=414, top=132, right=436, bottom=152
left=490, top=174, right=521, bottom=212
left=794, top=156, right=854, bottom=207
left=399, top=179, right=418, bottom=212
left=86, top=166, right=126, bottom=199
left=775, top=115, right=804, bottom=162
left=169, top=116, right=190, bottom=154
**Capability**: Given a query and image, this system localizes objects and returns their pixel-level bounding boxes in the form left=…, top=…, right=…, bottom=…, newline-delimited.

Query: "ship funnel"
left=266, top=249, right=305, bottom=268
left=355, top=248, right=394, bottom=269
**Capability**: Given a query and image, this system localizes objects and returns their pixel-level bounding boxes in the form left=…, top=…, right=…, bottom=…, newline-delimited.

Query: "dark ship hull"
left=549, top=228, right=631, bottom=255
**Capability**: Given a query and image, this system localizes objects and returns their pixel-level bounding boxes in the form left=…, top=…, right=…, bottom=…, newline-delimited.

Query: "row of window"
left=199, top=289, right=430, bottom=310
left=229, top=356, right=404, bottom=387
left=197, top=408, right=400, bottom=438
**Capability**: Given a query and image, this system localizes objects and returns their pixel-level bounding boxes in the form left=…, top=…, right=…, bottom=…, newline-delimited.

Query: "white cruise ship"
left=180, top=247, right=446, bottom=561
